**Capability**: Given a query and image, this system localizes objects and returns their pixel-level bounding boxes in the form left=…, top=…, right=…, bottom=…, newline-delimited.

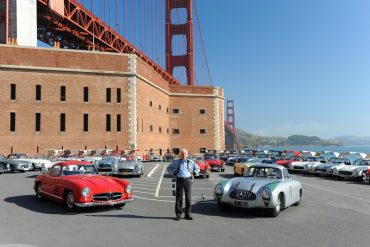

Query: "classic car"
left=276, top=156, right=306, bottom=168
left=111, top=160, right=143, bottom=177
left=314, top=158, right=351, bottom=176
left=226, top=156, right=241, bottom=166
left=189, top=156, right=211, bottom=178
left=3, top=158, right=33, bottom=172
left=0, top=161, right=6, bottom=174
left=162, top=153, right=175, bottom=162
left=204, top=156, right=225, bottom=172
left=34, top=161, right=133, bottom=211
left=214, top=164, right=302, bottom=217
left=96, top=156, right=119, bottom=172
left=336, top=158, right=370, bottom=181
left=234, top=157, right=258, bottom=176
left=365, top=169, right=370, bottom=184
left=288, top=156, right=326, bottom=173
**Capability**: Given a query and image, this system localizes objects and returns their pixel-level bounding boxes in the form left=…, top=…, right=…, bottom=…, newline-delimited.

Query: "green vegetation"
left=235, top=129, right=342, bottom=147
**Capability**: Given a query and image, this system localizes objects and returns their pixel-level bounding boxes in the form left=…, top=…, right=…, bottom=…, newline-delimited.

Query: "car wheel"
left=337, top=176, right=344, bottom=181
left=313, top=173, right=319, bottom=177
left=114, top=203, right=126, bottom=209
left=361, top=172, right=367, bottom=182
left=221, top=168, right=225, bottom=172
left=268, top=193, right=284, bottom=217
left=218, top=202, right=230, bottom=212
left=64, top=191, right=77, bottom=212
left=36, top=183, right=43, bottom=201
left=206, top=174, right=210, bottom=178
left=293, top=190, right=302, bottom=206
left=19, top=170, right=25, bottom=173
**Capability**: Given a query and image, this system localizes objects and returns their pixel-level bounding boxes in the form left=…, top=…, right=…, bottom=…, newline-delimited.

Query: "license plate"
left=234, top=200, right=248, bottom=207
left=122, top=172, right=128, bottom=176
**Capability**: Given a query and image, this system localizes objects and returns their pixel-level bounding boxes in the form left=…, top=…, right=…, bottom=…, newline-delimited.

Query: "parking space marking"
left=135, top=190, right=156, bottom=195
left=134, top=186, right=156, bottom=191
left=134, top=195, right=173, bottom=203
left=155, top=164, right=167, bottom=197
left=146, top=163, right=160, bottom=177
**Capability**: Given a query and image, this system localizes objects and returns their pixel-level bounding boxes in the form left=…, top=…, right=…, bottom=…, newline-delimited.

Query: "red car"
left=276, top=156, right=306, bottom=168
left=365, top=169, right=370, bottom=184
left=190, top=157, right=211, bottom=178
left=34, top=161, right=133, bottom=212
left=204, top=155, right=225, bottom=172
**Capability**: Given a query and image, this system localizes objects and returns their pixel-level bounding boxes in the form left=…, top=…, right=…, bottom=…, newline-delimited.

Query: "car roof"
left=250, top=163, right=285, bottom=170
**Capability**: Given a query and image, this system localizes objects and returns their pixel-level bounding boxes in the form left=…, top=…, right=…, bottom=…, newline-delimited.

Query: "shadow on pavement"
left=4, top=195, right=120, bottom=215
left=191, top=200, right=273, bottom=219
left=86, top=214, right=174, bottom=220
left=25, top=174, right=38, bottom=179
left=218, top=174, right=235, bottom=179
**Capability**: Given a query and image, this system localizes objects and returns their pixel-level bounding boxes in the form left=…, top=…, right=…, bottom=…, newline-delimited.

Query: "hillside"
left=329, top=136, right=370, bottom=146
left=235, top=129, right=342, bottom=147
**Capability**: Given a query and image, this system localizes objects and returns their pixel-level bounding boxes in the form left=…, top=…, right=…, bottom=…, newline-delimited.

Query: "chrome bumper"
left=75, top=198, right=134, bottom=207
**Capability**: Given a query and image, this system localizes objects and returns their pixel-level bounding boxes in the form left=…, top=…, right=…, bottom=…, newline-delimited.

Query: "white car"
left=289, top=156, right=326, bottom=173
left=337, top=159, right=370, bottom=181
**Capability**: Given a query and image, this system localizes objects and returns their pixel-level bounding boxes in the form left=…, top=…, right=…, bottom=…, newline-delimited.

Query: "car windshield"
left=246, top=167, right=282, bottom=179
left=331, top=158, right=348, bottom=164
left=205, top=156, right=217, bottom=160
left=238, top=158, right=249, bottom=162
left=62, top=164, right=98, bottom=176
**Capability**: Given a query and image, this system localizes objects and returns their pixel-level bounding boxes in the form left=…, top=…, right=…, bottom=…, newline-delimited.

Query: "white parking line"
left=134, top=186, right=156, bottom=191
left=155, top=164, right=166, bottom=197
left=146, top=163, right=160, bottom=177
left=135, top=190, right=155, bottom=195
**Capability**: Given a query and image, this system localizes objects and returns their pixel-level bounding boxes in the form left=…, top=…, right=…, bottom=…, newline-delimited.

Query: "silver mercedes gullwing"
left=214, top=164, right=302, bottom=217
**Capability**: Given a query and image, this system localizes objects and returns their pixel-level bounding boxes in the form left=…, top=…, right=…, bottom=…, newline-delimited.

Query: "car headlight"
left=81, top=187, right=91, bottom=197
left=126, top=184, right=133, bottom=194
left=262, top=187, right=271, bottom=199
left=215, top=184, right=224, bottom=194
left=134, top=165, right=140, bottom=173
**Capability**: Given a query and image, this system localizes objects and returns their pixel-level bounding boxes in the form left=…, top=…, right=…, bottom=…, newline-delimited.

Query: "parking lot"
left=1, top=162, right=370, bottom=247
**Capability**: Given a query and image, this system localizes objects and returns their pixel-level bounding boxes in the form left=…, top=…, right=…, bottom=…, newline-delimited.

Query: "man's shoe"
left=184, top=215, right=193, bottom=220
left=175, top=216, right=180, bottom=221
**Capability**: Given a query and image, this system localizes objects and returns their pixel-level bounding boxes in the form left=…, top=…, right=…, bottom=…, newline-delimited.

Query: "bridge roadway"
left=0, top=162, right=369, bottom=247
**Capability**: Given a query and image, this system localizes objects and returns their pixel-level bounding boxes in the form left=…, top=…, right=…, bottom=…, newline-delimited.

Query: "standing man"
left=167, top=149, right=200, bottom=221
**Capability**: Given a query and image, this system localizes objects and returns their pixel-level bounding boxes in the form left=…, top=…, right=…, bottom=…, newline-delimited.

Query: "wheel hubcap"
left=67, top=193, right=74, bottom=208
left=276, top=197, right=281, bottom=212
left=37, top=185, right=42, bottom=198
left=362, top=173, right=367, bottom=181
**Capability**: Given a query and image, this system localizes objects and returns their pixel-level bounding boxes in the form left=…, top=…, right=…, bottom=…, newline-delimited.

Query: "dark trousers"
left=175, top=177, right=192, bottom=217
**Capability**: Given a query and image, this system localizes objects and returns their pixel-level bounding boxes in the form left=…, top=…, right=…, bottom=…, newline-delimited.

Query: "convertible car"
left=214, top=164, right=302, bottom=217
left=189, top=156, right=211, bottom=178
left=34, top=161, right=133, bottom=211
left=111, top=160, right=143, bottom=177
left=204, top=156, right=225, bottom=172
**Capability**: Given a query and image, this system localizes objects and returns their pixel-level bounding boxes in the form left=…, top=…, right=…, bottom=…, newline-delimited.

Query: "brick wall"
left=0, top=45, right=224, bottom=156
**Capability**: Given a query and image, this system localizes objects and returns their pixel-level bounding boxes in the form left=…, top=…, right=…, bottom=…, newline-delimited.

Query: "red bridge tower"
left=165, top=0, right=194, bottom=85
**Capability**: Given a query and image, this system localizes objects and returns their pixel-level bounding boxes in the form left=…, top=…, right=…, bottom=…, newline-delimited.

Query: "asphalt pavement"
left=0, top=162, right=370, bottom=247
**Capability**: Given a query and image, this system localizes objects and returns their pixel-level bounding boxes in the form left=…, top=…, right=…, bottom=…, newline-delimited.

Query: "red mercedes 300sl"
left=34, top=161, right=133, bottom=211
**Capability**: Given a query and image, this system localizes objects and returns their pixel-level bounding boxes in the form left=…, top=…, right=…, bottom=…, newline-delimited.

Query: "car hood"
left=339, top=165, right=368, bottom=172
left=116, top=161, right=140, bottom=169
left=63, top=175, right=124, bottom=191
left=230, top=177, right=280, bottom=194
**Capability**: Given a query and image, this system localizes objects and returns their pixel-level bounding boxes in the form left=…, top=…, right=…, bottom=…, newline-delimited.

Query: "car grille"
left=99, top=164, right=112, bottom=168
left=229, top=190, right=256, bottom=201
left=339, top=171, right=352, bottom=176
left=93, top=193, right=122, bottom=201
left=293, top=166, right=305, bottom=170
left=118, top=168, right=134, bottom=173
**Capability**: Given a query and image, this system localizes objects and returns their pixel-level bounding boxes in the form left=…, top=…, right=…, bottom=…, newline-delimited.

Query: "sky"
left=39, top=0, right=370, bottom=138
left=192, top=0, right=370, bottom=138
